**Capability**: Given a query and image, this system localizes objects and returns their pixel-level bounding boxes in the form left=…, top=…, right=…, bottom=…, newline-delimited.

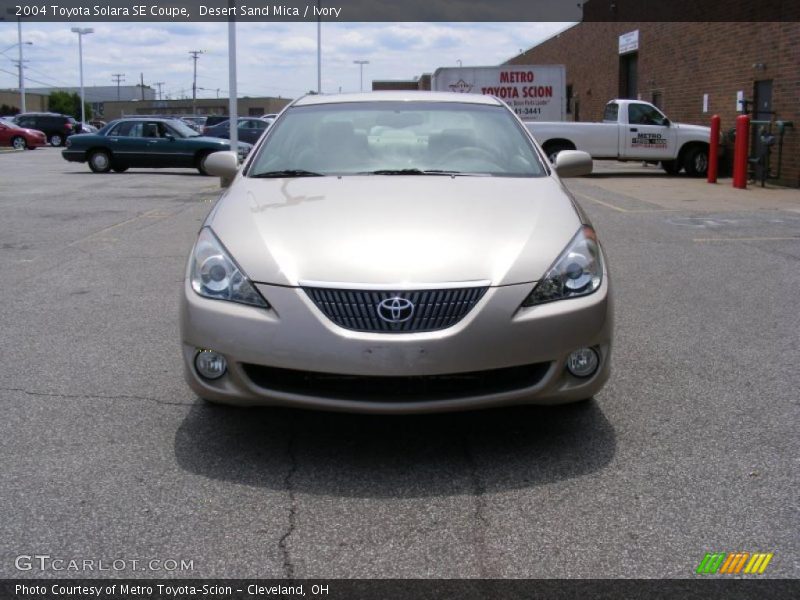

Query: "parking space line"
left=693, top=236, right=800, bottom=243
left=573, top=192, right=629, bottom=213
left=67, top=208, right=174, bottom=246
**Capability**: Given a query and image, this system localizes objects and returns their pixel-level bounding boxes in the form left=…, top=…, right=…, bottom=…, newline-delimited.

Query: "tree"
left=1, top=104, right=20, bottom=115
left=48, top=91, right=92, bottom=120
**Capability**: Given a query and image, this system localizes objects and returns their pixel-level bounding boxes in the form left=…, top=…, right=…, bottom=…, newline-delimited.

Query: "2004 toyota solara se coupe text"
left=179, top=92, right=613, bottom=413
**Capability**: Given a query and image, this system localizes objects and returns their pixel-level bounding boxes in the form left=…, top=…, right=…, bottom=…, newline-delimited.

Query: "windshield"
left=248, top=101, right=546, bottom=177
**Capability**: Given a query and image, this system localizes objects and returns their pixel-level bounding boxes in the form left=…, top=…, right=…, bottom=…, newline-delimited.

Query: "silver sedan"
left=179, top=92, right=612, bottom=413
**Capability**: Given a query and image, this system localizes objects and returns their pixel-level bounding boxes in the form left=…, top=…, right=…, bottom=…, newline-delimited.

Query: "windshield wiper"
left=360, top=169, right=485, bottom=176
left=250, top=169, right=323, bottom=178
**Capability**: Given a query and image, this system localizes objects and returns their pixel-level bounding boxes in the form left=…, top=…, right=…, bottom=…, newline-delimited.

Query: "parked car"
left=88, top=119, right=107, bottom=129
left=181, top=116, right=207, bottom=132
left=203, top=117, right=271, bottom=145
left=181, top=91, right=611, bottom=412
left=201, top=115, right=231, bottom=134
left=0, top=117, right=47, bottom=150
left=80, top=122, right=98, bottom=133
left=525, top=99, right=713, bottom=176
left=12, top=112, right=82, bottom=147
left=61, top=117, right=252, bottom=174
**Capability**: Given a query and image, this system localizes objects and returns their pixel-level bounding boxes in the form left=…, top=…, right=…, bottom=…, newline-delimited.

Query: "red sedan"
left=0, top=118, right=47, bottom=150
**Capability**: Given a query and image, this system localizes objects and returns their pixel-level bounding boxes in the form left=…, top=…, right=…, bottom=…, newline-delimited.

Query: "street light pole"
left=71, top=27, right=94, bottom=126
left=353, top=60, right=369, bottom=92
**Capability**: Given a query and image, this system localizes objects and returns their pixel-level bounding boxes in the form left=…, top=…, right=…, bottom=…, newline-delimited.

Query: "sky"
left=0, top=22, right=574, bottom=100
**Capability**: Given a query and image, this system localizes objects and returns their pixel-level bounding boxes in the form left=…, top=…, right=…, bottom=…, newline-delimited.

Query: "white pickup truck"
left=525, top=99, right=712, bottom=176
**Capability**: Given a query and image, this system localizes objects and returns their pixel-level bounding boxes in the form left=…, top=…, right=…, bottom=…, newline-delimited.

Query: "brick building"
left=506, top=18, right=799, bottom=186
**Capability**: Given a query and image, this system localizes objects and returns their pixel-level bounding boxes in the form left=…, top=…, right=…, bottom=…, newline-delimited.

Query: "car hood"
left=674, top=122, right=711, bottom=135
left=208, top=175, right=582, bottom=287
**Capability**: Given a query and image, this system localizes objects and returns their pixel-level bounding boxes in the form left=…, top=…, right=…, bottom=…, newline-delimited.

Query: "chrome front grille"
left=303, top=286, right=488, bottom=333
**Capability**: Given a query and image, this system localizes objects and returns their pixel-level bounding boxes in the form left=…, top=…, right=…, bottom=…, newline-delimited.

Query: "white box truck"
left=432, top=65, right=566, bottom=121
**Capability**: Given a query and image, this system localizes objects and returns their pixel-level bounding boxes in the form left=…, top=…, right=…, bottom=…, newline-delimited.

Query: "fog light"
left=566, top=347, right=599, bottom=378
left=195, top=350, right=227, bottom=380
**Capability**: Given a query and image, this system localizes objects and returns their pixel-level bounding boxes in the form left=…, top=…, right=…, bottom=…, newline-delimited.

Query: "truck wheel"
left=683, top=146, right=709, bottom=177
left=661, top=160, right=680, bottom=175
left=544, top=142, right=574, bottom=164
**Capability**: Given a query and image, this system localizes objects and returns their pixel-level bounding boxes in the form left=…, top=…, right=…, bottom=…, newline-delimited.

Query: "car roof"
left=116, top=116, right=181, bottom=121
left=292, top=91, right=503, bottom=107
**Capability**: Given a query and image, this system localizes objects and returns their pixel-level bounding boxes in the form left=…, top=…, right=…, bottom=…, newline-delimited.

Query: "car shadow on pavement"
left=174, top=400, right=616, bottom=498
left=62, top=170, right=205, bottom=177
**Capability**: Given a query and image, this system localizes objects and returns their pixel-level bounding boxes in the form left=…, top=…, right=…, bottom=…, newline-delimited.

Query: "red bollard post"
left=733, top=114, right=750, bottom=189
left=708, top=115, right=720, bottom=183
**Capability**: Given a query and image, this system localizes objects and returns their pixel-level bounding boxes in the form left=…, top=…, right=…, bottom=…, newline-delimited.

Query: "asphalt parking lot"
left=1, top=148, right=798, bottom=579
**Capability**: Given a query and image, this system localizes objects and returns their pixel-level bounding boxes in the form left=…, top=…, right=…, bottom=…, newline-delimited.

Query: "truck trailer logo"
left=448, top=79, right=473, bottom=93
left=696, top=552, right=774, bottom=574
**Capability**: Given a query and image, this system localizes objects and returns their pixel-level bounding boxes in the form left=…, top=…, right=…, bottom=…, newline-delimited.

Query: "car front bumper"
left=179, top=273, right=612, bottom=414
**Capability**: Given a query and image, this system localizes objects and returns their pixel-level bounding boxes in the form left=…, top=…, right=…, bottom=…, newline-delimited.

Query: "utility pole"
left=112, top=73, right=125, bottom=100
left=153, top=81, right=165, bottom=100
left=140, top=72, right=145, bottom=100
left=189, top=50, right=203, bottom=115
left=17, top=18, right=26, bottom=112
left=316, top=0, right=321, bottom=93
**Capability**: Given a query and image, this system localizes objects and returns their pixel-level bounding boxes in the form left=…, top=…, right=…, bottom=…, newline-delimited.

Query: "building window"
left=248, top=107, right=265, bottom=116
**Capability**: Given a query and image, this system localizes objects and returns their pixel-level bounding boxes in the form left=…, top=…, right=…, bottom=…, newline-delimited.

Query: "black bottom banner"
left=2, top=579, right=798, bottom=600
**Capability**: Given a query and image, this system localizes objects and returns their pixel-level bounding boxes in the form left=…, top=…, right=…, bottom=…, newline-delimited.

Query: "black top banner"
left=0, top=0, right=798, bottom=22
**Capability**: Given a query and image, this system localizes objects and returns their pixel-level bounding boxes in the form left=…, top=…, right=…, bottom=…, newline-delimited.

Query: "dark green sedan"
left=62, top=117, right=252, bottom=175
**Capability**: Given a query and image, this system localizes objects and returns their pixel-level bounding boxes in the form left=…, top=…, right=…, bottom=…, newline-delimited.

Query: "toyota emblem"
left=376, top=297, right=415, bottom=323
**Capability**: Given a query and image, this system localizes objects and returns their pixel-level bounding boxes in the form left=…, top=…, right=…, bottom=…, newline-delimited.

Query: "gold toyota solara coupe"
left=179, top=91, right=612, bottom=413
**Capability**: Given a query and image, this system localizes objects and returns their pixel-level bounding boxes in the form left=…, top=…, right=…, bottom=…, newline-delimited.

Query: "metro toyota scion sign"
left=432, top=65, right=566, bottom=121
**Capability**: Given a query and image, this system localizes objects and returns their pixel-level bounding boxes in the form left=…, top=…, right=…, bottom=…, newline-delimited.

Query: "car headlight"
left=190, top=227, right=268, bottom=308
left=521, top=225, right=603, bottom=307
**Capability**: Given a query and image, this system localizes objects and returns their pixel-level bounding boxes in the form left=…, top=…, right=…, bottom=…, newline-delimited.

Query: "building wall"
left=0, top=90, right=49, bottom=113
left=100, top=97, right=292, bottom=120
left=372, top=77, right=432, bottom=92
left=26, top=86, right=156, bottom=103
left=506, top=22, right=800, bottom=186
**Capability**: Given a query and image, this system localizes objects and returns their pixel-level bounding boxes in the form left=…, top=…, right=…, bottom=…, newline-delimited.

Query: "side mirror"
left=164, top=132, right=175, bottom=141
left=203, top=151, right=239, bottom=183
left=554, top=150, right=593, bottom=178
left=662, top=118, right=671, bottom=127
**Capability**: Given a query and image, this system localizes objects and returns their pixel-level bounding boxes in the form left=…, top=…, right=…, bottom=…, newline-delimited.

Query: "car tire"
left=661, top=160, right=680, bottom=175
left=88, top=150, right=112, bottom=173
left=11, top=136, right=26, bottom=150
left=683, top=146, right=709, bottom=177
left=196, top=152, right=212, bottom=176
left=543, top=142, right=575, bottom=164
left=112, top=165, right=129, bottom=173
left=49, top=134, right=64, bottom=147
